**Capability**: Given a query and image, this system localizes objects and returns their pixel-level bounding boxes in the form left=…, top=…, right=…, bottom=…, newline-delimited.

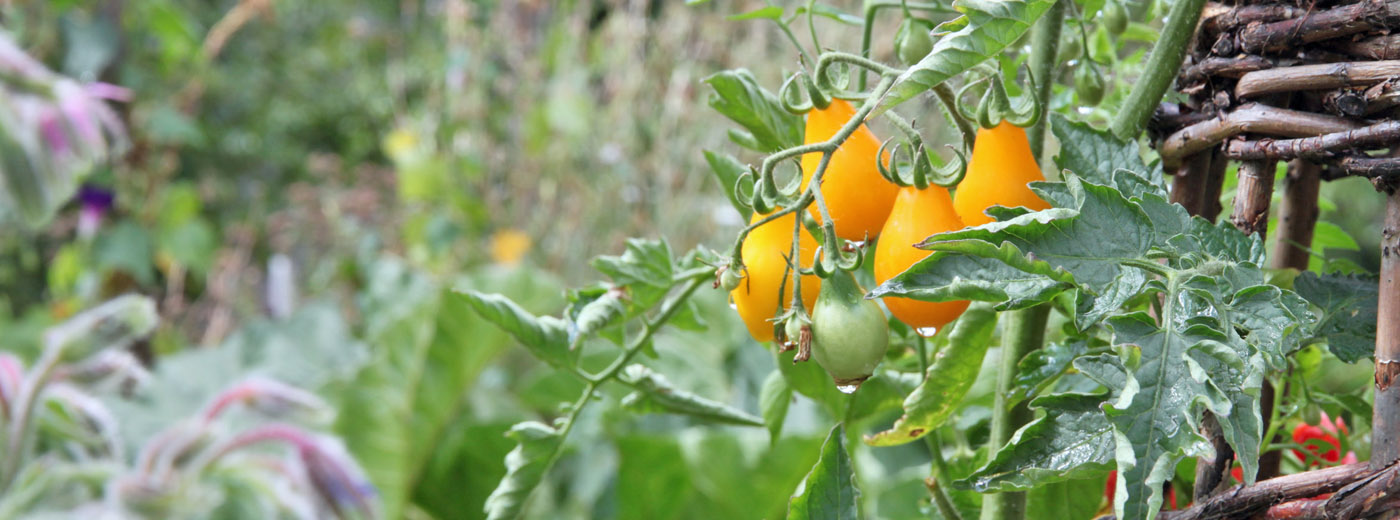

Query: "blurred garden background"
left=0, top=0, right=1389, bottom=518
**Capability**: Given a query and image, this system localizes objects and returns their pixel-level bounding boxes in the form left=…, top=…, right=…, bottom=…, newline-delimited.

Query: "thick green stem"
left=979, top=305, right=1050, bottom=520
left=1024, top=0, right=1064, bottom=160
left=1109, top=0, right=1207, bottom=139
left=926, top=437, right=965, bottom=520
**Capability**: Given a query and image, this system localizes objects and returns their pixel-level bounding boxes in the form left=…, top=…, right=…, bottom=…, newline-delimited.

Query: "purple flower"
left=76, top=184, right=113, bottom=237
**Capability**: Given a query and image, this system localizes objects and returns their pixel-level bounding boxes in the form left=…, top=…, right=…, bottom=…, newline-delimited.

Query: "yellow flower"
left=383, top=128, right=418, bottom=163
left=490, top=229, right=532, bottom=266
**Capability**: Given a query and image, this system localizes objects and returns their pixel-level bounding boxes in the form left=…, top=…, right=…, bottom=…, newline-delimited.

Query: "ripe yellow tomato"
left=952, top=122, right=1051, bottom=227
left=874, top=185, right=970, bottom=331
left=800, top=99, right=898, bottom=241
left=731, top=209, right=821, bottom=343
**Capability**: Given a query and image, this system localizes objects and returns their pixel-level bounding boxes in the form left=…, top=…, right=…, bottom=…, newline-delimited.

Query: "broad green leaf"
left=703, top=150, right=754, bottom=222
left=865, top=303, right=998, bottom=446
left=794, top=4, right=863, bottom=25
left=591, top=238, right=675, bottom=289
left=1010, top=339, right=1091, bottom=404
left=789, top=426, right=860, bottom=520
left=1295, top=272, right=1379, bottom=362
left=1025, top=474, right=1109, bottom=520
left=457, top=289, right=573, bottom=370
left=962, top=393, right=1114, bottom=491
left=619, top=364, right=764, bottom=427
left=1050, top=113, right=1159, bottom=191
left=483, top=421, right=563, bottom=520
left=760, top=370, right=793, bottom=442
left=93, top=220, right=156, bottom=286
left=877, top=0, right=1055, bottom=112
left=703, top=69, right=803, bottom=152
left=869, top=248, right=1073, bottom=310
left=1088, top=314, right=1242, bottom=520
left=728, top=6, right=785, bottom=20
left=778, top=348, right=848, bottom=418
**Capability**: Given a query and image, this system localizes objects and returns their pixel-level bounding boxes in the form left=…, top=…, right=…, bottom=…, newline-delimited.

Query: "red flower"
left=1292, top=412, right=1351, bottom=466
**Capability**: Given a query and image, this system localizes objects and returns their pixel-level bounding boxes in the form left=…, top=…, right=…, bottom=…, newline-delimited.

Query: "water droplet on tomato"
left=836, top=383, right=860, bottom=394
left=915, top=327, right=938, bottom=338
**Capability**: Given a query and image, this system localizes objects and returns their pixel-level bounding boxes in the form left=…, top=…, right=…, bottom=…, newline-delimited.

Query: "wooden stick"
left=1223, top=121, right=1400, bottom=161
left=1201, top=151, right=1228, bottom=223
left=1096, top=463, right=1375, bottom=519
left=1231, top=160, right=1277, bottom=237
left=1272, top=160, right=1322, bottom=270
left=1171, top=152, right=1214, bottom=215
left=1238, top=0, right=1400, bottom=54
left=1375, top=178, right=1400, bottom=472
left=1161, top=104, right=1361, bottom=167
left=1236, top=61, right=1400, bottom=99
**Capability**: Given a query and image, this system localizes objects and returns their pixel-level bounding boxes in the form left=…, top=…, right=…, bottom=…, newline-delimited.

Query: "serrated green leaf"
left=483, top=421, right=563, bottom=520
left=864, top=303, right=997, bottom=446
left=760, top=370, right=792, bottom=442
left=591, top=238, right=675, bottom=289
left=1010, top=339, right=1090, bottom=404
left=703, top=69, right=803, bottom=152
left=789, top=426, right=860, bottom=520
left=1089, top=314, right=1232, bottom=520
left=1050, top=113, right=1160, bottom=191
left=961, top=392, right=1114, bottom=491
left=1295, top=272, right=1379, bottom=363
left=456, top=289, right=573, bottom=369
left=868, top=249, right=1073, bottom=310
left=620, top=364, right=764, bottom=426
left=703, top=150, right=753, bottom=222
left=877, top=0, right=1055, bottom=112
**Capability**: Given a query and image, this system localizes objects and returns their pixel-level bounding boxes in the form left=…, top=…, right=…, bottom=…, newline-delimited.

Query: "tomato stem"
left=1109, top=0, right=1208, bottom=139
left=1024, top=0, right=1065, bottom=160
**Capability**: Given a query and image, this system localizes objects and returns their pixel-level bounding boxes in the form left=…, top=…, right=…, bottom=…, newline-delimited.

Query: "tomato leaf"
left=1049, top=113, right=1161, bottom=191
left=457, top=289, right=574, bottom=370
left=703, top=69, right=804, bottom=153
left=1010, top=339, right=1091, bottom=405
left=876, top=0, right=1056, bottom=113
left=728, top=6, right=785, bottom=21
left=864, top=302, right=998, bottom=446
left=789, top=426, right=861, bottom=520
left=759, top=370, right=793, bottom=442
left=483, top=421, right=563, bottom=520
left=619, top=364, right=764, bottom=427
left=962, top=393, right=1115, bottom=492
left=793, top=4, right=863, bottom=25
left=1295, top=271, right=1379, bottom=363
left=703, top=150, right=754, bottom=222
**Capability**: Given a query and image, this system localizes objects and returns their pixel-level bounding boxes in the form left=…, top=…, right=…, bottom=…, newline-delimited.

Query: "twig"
left=1323, top=156, right=1400, bottom=180
left=1200, top=2, right=1306, bottom=35
left=1180, top=55, right=1275, bottom=85
left=1200, top=151, right=1228, bottom=222
left=1334, top=34, right=1400, bottom=61
left=1223, top=121, right=1400, bottom=161
left=1160, top=103, right=1361, bottom=167
left=1237, top=0, right=1400, bottom=55
left=1100, top=463, right=1373, bottom=519
left=1236, top=61, right=1400, bottom=99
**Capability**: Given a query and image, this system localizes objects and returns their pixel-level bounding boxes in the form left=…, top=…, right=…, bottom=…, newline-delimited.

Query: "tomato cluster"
left=731, top=108, right=1051, bottom=386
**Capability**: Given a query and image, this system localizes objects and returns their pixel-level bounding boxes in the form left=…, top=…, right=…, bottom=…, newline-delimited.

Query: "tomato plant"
left=454, top=0, right=1400, bottom=517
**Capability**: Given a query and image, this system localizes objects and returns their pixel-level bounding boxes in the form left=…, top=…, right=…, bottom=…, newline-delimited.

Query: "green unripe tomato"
left=1057, top=32, right=1083, bottom=64
left=1102, top=0, right=1128, bottom=36
left=719, top=265, right=743, bottom=291
left=1074, top=62, right=1107, bottom=106
left=810, top=270, right=889, bottom=389
left=895, top=18, right=936, bottom=66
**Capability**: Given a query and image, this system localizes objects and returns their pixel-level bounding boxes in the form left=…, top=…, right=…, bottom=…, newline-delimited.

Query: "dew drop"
left=836, top=383, right=860, bottom=394
left=915, top=327, right=938, bottom=338
left=728, top=302, right=738, bottom=311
